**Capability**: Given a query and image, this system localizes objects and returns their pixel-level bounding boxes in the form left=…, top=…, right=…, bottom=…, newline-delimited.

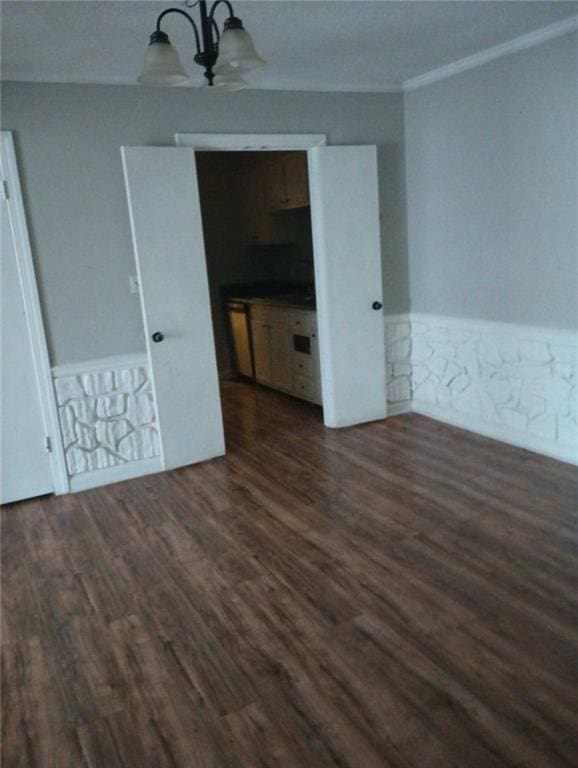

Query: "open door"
left=308, top=146, right=387, bottom=428
left=122, top=147, right=224, bottom=470
left=1, top=182, right=53, bottom=503
left=1, top=131, right=66, bottom=503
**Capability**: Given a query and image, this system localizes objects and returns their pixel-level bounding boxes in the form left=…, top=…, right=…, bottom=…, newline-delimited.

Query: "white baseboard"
left=411, top=402, right=577, bottom=466
left=68, top=456, right=164, bottom=493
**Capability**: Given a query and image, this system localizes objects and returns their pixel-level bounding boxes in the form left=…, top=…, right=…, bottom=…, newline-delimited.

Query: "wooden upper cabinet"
left=260, top=153, right=310, bottom=212
left=236, top=152, right=310, bottom=244
left=280, top=153, right=309, bottom=210
left=262, top=161, right=287, bottom=211
left=239, top=167, right=271, bottom=244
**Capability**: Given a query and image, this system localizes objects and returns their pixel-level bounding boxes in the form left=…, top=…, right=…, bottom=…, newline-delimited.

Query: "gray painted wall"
left=1, top=83, right=407, bottom=365
left=405, top=32, right=578, bottom=330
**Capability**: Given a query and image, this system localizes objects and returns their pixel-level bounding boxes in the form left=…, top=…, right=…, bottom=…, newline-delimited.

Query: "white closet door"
left=308, top=146, right=387, bottom=428
left=122, top=147, right=224, bottom=470
left=1, top=196, right=53, bottom=503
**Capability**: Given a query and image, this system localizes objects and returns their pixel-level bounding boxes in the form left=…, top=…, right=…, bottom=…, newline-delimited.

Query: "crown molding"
left=3, top=14, right=576, bottom=96
left=404, top=15, right=578, bottom=92
left=0, top=74, right=403, bottom=94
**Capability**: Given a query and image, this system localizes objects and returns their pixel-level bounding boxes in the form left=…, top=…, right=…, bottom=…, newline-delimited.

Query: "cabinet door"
left=263, top=159, right=287, bottom=211
left=283, top=153, right=309, bottom=209
left=238, top=177, right=252, bottom=242
left=240, top=167, right=276, bottom=244
left=239, top=168, right=262, bottom=244
left=269, top=321, right=293, bottom=392
left=251, top=320, right=272, bottom=385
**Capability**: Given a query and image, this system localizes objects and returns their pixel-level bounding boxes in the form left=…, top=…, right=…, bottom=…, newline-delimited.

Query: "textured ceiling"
left=2, top=1, right=577, bottom=92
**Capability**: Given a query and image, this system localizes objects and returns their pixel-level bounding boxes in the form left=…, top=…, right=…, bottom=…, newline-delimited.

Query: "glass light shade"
left=214, top=27, right=265, bottom=74
left=211, top=73, right=248, bottom=92
left=138, top=41, right=190, bottom=85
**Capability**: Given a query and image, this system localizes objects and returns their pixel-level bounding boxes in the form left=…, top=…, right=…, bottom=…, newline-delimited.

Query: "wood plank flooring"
left=2, top=380, right=578, bottom=768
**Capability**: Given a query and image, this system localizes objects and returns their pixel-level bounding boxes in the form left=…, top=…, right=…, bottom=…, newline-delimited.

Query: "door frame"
left=175, top=133, right=327, bottom=152
left=174, top=132, right=343, bottom=423
left=1, top=131, right=69, bottom=495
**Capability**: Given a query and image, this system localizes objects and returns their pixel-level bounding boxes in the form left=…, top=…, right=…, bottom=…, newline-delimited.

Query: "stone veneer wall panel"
left=385, top=314, right=577, bottom=465
left=52, top=356, right=160, bottom=476
left=385, top=315, right=413, bottom=411
left=52, top=322, right=576, bottom=487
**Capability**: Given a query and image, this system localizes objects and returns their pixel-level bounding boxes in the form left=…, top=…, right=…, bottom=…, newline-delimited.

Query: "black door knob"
left=372, top=301, right=383, bottom=310
left=152, top=332, right=164, bottom=343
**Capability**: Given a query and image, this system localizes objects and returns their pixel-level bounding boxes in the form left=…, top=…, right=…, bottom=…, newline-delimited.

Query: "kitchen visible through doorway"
left=196, top=150, right=323, bottom=419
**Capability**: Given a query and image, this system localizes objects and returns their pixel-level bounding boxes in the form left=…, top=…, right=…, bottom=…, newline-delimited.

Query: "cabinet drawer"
left=293, top=352, right=314, bottom=378
left=291, top=312, right=316, bottom=335
left=250, top=304, right=270, bottom=322
left=294, top=375, right=321, bottom=404
left=267, top=306, right=289, bottom=325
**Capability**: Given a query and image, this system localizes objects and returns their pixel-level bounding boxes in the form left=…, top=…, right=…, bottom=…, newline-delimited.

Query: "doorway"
left=195, top=150, right=322, bottom=414
left=122, top=136, right=387, bottom=475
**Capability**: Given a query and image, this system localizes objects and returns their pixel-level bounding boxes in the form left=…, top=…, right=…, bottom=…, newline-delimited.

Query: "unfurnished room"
left=1, top=1, right=577, bottom=766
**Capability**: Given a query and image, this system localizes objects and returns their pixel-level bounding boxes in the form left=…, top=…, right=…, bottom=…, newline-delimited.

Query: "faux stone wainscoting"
left=385, top=317, right=413, bottom=408
left=385, top=314, right=577, bottom=464
left=52, top=358, right=160, bottom=476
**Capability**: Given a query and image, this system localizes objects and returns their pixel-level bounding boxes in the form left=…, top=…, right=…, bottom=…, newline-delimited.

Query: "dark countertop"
left=228, top=294, right=316, bottom=311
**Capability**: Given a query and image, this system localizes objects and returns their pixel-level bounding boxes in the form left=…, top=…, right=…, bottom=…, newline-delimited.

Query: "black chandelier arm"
left=211, top=18, right=220, bottom=44
left=208, top=0, right=235, bottom=23
left=156, top=8, right=201, bottom=54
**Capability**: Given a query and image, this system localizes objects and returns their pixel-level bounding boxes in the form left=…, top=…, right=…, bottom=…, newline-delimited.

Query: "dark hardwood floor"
left=2, top=380, right=578, bottom=768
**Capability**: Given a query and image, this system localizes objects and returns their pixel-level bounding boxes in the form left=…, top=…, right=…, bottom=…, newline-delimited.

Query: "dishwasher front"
left=227, top=301, right=255, bottom=379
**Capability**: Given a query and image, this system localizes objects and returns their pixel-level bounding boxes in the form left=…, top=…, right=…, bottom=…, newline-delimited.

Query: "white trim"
left=412, top=402, right=577, bottom=467
left=69, top=456, right=163, bottom=493
left=175, top=133, right=327, bottom=151
left=0, top=131, right=69, bottom=494
left=175, top=134, right=334, bottom=425
left=51, top=352, right=148, bottom=378
left=410, top=313, right=577, bottom=345
left=5, top=16, right=576, bottom=97
left=404, top=15, right=578, bottom=92
left=2, top=76, right=404, bottom=93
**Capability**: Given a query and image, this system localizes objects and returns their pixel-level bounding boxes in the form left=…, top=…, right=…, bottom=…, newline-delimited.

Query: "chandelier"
left=138, top=1, right=265, bottom=92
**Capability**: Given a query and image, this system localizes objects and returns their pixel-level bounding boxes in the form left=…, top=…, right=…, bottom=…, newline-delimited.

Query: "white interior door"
left=122, top=147, right=224, bottom=470
left=309, top=146, right=387, bottom=428
left=1, top=193, right=53, bottom=503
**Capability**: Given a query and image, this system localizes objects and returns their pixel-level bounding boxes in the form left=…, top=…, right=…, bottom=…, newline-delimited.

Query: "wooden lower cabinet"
left=251, top=319, right=273, bottom=385
left=250, top=306, right=321, bottom=404
left=269, top=321, right=294, bottom=393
